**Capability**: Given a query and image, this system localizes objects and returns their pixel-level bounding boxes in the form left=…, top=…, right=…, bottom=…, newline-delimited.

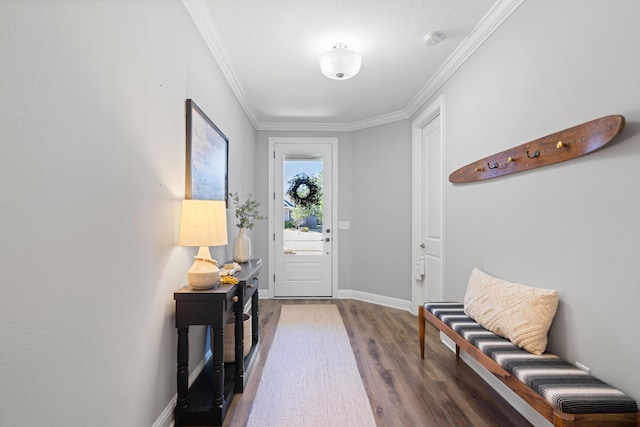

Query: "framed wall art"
left=185, top=99, right=229, bottom=205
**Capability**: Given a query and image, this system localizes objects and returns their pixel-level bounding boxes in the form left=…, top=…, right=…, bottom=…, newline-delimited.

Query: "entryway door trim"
left=411, top=95, right=445, bottom=315
left=267, top=137, right=339, bottom=299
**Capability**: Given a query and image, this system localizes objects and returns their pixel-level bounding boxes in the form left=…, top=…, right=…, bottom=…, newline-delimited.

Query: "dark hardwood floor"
left=222, top=299, right=531, bottom=427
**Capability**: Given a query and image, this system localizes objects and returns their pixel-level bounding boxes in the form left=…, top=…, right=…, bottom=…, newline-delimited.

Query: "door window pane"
left=283, top=157, right=323, bottom=256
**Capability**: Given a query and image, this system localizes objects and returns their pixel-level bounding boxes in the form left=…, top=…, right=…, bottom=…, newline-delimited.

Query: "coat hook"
left=449, top=115, right=625, bottom=183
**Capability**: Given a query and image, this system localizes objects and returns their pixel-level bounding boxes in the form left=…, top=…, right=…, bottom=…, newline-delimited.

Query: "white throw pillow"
left=464, top=268, right=558, bottom=355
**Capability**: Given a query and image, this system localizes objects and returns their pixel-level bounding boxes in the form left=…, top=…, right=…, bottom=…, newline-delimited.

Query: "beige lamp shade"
left=178, top=200, right=228, bottom=247
left=178, top=199, right=228, bottom=289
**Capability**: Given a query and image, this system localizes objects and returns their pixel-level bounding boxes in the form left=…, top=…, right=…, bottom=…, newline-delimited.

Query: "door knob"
left=325, top=238, right=330, bottom=242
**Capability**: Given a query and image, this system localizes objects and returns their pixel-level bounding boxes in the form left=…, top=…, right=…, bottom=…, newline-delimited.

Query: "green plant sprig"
left=229, top=192, right=265, bottom=229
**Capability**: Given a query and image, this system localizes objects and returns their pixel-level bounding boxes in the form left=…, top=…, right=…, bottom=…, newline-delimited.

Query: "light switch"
left=338, top=221, right=350, bottom=230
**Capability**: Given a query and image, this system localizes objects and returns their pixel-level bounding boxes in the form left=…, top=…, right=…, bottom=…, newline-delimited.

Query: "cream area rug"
left=247, top=304, right=377, bottom=427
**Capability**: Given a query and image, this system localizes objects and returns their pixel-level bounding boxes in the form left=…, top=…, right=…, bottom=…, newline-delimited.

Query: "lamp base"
left=186, top=256, right=220, bottom=290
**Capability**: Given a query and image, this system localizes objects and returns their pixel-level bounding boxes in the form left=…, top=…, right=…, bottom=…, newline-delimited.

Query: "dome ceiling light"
left=319, top=43, right=362, bottom=80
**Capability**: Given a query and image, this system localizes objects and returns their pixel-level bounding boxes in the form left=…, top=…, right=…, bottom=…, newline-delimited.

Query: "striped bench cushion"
left=424, top=302, right=638, bottom=414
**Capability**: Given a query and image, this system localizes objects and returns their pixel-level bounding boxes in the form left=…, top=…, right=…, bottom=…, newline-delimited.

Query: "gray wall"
left=351, top=121, right=413, bottom=299
left=418, top=0, right=640, bottom=404
left=0, top=1, right=257, bottom=426
left=2, top=0, right=638, bottom=424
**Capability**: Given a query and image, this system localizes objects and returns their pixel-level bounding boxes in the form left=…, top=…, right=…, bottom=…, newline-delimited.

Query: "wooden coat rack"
left=449, top=115, right=625, bottom=184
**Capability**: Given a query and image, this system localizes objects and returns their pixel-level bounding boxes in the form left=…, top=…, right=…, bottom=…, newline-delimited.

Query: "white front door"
left=271, top=139, right=334, bottom=297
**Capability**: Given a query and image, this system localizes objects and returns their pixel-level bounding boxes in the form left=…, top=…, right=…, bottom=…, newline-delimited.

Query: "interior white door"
left=421, top=118, right=443, bottom=302
left=412, top=116, right=444, bottom=307
left=273, top=143, right=332, bottom=297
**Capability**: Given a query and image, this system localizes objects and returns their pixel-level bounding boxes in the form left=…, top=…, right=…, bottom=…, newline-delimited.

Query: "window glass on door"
left=283, top=157, right=323, bottom=256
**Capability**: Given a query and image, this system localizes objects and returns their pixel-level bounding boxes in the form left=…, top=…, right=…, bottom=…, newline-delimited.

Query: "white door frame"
left=411, top=95, right=445, bottom=315
left=268, top=137, right=339, bottom=298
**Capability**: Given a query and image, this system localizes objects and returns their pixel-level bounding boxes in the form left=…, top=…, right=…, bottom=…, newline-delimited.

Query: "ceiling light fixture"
left=423, top=31, right=446, bottom=46
left=320, top=43, right=362, bottom=80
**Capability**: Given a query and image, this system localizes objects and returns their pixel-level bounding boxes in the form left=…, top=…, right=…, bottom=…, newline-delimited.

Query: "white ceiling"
left=185, top=0, right=517, bottom=130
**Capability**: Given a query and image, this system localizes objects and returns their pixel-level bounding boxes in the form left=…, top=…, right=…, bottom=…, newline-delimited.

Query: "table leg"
left=211, top=325, right=224, bottom=406
left=252, top=291, right=259, bottom=345
left=235, top=310, right=243, bottom=380
left=176, top=327, right=189, bottom=408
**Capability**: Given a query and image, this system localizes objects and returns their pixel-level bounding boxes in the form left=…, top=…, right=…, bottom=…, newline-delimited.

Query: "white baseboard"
left=152, top=400, right=174, bottom=427
left=335, top=289, right=412, bottom=312
left=258, top=288, right=413, bottom=313
left=438, top=333, right=552, bottom=427
left=152, top=350, right=213, bottom=427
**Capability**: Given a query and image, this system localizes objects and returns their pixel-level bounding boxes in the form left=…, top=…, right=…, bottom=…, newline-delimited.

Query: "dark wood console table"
left=174, top=259, right=261, bottom=426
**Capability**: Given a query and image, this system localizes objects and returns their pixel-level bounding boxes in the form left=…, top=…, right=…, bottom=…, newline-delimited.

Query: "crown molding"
left=405, top=0, right=524, bottom=116
left=256, top=109, right=410, bottom=132
left=185, top=0, right=524, bottom=132
left=257, top=121, right=355, bottom=132
left=345, top=109, right=411, bottom=131
left=182, top=0, right=260, bottom=128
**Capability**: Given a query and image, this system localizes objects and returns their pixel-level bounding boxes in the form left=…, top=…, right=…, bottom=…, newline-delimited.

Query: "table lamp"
left=178, top=199, right=228, bottom=289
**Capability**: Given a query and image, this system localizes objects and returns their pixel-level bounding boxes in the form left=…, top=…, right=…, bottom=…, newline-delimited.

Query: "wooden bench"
left=419, top=302, right=639, bottom=427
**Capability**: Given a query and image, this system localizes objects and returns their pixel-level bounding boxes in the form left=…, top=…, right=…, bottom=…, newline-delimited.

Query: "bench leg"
left=553, top=411, right=575, bottom=427
left=419, top=305, right=425, bottom=359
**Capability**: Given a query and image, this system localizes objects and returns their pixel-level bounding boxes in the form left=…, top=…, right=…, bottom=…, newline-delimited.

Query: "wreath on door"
left=286, top=173, right=321, bottom=208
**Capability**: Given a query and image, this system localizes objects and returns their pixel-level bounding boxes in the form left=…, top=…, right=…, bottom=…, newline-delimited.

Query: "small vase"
left=233, top=227, right=251, bottom=263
